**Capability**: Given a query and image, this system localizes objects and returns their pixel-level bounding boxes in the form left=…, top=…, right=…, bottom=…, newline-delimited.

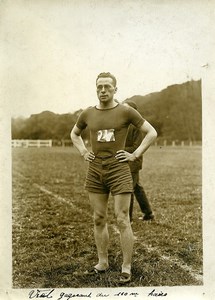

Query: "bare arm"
left=70, top=125, right=95, bottom=161
left=124, top=127, right=143, bottom=153
left=133, top=120, right=157, bottom=158
left=115, top=120, right=157, bottom=162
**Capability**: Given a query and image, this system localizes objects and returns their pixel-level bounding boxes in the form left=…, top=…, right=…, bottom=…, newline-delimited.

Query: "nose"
left=101, top=86, right=106, bottom=93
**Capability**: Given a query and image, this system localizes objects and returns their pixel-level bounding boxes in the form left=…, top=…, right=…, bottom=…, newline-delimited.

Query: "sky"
left=1, top=0, right=214, bottom=118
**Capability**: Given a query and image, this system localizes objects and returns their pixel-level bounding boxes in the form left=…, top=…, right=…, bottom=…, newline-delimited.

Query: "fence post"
left=181, top=141, right=184, bottom=147
left=164, top=140, right=167, bottom=147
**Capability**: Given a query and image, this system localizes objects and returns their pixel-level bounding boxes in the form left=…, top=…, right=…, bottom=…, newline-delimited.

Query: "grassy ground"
left=12, top=146, right=202, bottom=288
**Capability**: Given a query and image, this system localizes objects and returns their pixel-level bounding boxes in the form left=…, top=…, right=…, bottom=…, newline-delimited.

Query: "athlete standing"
left=71, top=72, right=157, bottom=284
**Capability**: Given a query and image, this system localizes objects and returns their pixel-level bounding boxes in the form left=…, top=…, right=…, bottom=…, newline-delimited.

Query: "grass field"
left=12, top=146, right=202, bottom=288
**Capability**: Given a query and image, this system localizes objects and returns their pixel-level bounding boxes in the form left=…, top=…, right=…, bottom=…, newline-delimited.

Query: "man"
left=124, top=102, right=154, bottom=222
left=71, top=72, right=157, bottom=284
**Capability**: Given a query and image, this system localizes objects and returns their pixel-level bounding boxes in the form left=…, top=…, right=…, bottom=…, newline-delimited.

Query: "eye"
left=96, top=84, right=113, bottom=90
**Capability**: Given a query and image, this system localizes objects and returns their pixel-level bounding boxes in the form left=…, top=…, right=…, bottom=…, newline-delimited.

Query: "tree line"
left=12, top=80, right=202, bottom=142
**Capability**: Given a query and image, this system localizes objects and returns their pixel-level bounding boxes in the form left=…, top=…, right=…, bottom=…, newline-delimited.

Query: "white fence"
left=154, top=140, right=201, bottom=147
left=12, top=140, right=52, bottom=148
left=12, top=139, right=201, bottom=148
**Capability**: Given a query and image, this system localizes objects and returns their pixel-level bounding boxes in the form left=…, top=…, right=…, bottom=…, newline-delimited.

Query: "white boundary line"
left=13, top=171, right=84, bottom=213
left=141, top=243, right=203, bottom=283
left=14, top=171, right=203, bottom=284
left=105, top=223, right=203, bottom=284
left=33, top=183, right=76, bottom=208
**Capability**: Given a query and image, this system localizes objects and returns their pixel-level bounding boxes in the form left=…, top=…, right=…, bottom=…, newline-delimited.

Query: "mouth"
left=100, top=95, right=108, bottom=99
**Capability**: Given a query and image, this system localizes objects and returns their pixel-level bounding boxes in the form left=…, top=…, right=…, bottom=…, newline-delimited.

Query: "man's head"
left=96, top=72, right=117, bottom=103
left=96, top=72, right=117, bottom=87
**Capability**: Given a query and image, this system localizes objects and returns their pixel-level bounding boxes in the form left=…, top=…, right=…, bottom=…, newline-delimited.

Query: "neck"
left=97, top=99, right=118, bottom=110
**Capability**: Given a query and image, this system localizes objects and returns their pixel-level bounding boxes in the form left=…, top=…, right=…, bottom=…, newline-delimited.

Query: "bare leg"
left=88, top=192, right=109, bottom=270
left=114, top=193, right=134, bottom=274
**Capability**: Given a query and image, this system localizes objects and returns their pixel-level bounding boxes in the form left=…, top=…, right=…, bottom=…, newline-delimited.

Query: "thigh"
left=88, top=192, right=109, bottom=217
left=114, top=193, right=131, bottom=217
left=85, top=162, right=109, bottom=194
left=107, top=161, right=133, bottom=196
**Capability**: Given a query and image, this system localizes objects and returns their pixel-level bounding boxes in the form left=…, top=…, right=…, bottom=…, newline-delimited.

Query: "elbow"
left=70, top=127, right=76, bottom=142
left=150, top=128, right=157, bottom=143
left=70, top=129, right=74, bottom=141
left=153, top=128, right=158, bottom=140
left=70, top=125, right=81, bottom=143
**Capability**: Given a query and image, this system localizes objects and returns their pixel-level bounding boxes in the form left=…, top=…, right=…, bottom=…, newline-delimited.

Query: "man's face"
left=96, top=77, right=117, bottom=103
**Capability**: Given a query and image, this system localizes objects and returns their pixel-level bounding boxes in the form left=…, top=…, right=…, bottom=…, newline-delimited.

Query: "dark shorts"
left=85, top=156, right=133, bottom=196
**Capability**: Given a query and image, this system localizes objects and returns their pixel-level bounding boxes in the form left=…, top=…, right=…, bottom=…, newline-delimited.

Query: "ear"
left=114, top=87, right=118, bottom=93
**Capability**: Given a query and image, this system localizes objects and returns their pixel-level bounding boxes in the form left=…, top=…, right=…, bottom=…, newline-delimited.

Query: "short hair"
left=96, top=72, right=117, bottom=87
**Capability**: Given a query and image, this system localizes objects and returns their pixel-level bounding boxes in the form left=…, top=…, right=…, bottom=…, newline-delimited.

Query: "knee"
left=94, top=213, right=107, bottom=227
left=116, top=211, right=129, bottom=230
